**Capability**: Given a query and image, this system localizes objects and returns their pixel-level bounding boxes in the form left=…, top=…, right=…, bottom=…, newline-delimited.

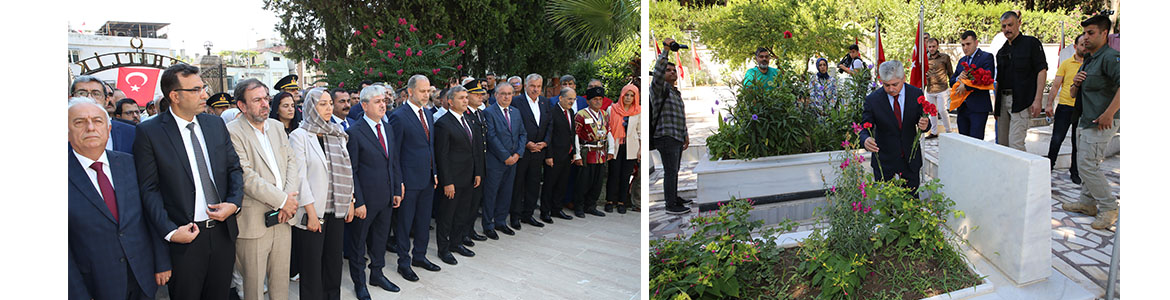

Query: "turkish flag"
left=116, top=67, right=161, bottom=107
left=875, top=27, right=886, bottom=80
left=908, top=20, right=927, bottom=88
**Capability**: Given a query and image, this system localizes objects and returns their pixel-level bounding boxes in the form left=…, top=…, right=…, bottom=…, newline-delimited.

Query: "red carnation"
left=783, top=31, right=793, bottom=39
left=917, top=95, right=926, bottom=105
left=339, top=82, right=345, bottom=88
left=863, top=122, right=872, bottom=129
left=312, top=58, right=321, bottom=64
left=456, top=64, right=463, bottom=70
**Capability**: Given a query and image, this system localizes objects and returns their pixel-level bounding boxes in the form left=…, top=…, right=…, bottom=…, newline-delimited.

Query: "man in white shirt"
left=225, top=78, right=300, bottom=300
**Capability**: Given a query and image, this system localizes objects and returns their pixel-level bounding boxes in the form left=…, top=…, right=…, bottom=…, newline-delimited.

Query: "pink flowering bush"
left=313, top=18, right=466, bottom=88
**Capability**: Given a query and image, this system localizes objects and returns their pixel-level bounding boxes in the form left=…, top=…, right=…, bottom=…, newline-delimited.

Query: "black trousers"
left=169, top=222, right=235, bottom=300
left=653, top=137, right=685, bottom=208
left=573, top=162, right=607, bottom=211
left=606, top=143, right=637, bottom=207
left=956, top=107, right=989, bottom=141
left=436, top=183, right=474, bottom=254
left=346, top=203, right=392, bottom=286
left=294, top=212, right=344, bottom=300
left=541, top=155, right=572, bottom=215
left=1047, top=104, right=1080, bottom=177
left=511, top=152, right=543, bottom=218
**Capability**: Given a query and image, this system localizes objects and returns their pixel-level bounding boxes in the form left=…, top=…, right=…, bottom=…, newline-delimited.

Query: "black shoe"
left=522, top=216, right=545, bottom=227
left=540, top=214, right=554, bottom=224
left=585, top=208, right=606, bottom=217
left=454, top=245, right=476, bottom=257
left=498, top=226, right=515, bottom=236
left=397, top=266, right=419, bottom=282
left=552, top=210, right=574, bottom=220
left=462, top=237, right=475, bottom=247
left=369, top=273, right=400, bottom=292
left=574, top=210, right=586, bottom=218
left=1071, top=173, right=1082, bottom=184
left=438, top=252, right=458, bottom=265
left=229, top=287, right=242, bottom=300
left=509, top=218, right=522, bottom=230
left=677, top=197, right=694, bottom=205
left=604, top=203, right=614, bottom=213
left=483, top=229, right=500, bottom=240
left=665, top=205, right=690, bottom=215
left=353, top=284, right=372, bottom=300
left=412, top=258, right=442, bottom=272
left=617, top=206, right=627, bottom=214
left=469, top=232, right=488, bottom=241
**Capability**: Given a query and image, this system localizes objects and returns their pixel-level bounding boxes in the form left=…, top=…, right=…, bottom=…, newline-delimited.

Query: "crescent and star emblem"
left=125, top=72, right=148, bottom=92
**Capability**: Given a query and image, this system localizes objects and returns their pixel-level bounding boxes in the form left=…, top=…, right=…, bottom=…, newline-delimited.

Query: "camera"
left=665, top=41, right=689, bottom=52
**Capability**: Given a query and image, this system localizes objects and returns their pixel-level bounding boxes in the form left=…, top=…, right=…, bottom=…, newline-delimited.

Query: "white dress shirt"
left=331, top=115, right=350, bottom=130
left=433, top=107, right=448, bottom=120
left=364, top=115, right=388, bottom=156
left=525, top=92, right=541, bottom=123
left=249, top=121, right=284, bottom=190
left=73, top=150, right=112, bottom=197
left=406, top=100, right=426, bottom=124
left=166, top=110, right=217, bottom=241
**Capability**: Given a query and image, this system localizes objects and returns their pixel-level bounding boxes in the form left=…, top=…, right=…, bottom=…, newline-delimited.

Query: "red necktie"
left=504, top=108, right=511, bottom=132
left=90, top=162, right=119, bottom=222
left=417, top=109, right=430, bottom=141
left=892, top=94, right=902, bottom=129
left=376, top=123, right=388, bottom=157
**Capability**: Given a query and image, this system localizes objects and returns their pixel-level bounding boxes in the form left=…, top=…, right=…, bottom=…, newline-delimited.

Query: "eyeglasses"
left=73, top=90, right=107, bottom=100
left=173, top=85, right=210, bottom=94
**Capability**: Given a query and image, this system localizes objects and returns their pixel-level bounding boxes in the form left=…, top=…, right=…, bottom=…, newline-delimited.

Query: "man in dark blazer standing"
left=345, top=84, right=403, bottom=298
left=540, top=87, right=579, bottom=223
left=388, top=74, right=443, bottom=282
left=509, top=73, right=553, bottom=229
left=482, top=83, right=526, bottom=239
left=134, top=64, right=244, bottom=300
left=433, top=86, right=482, bottom=265
left=951, top=30, right=996, bottom=140
left=69, top=99, right=171, bottom=300
left=859, top=61, right=932, bottom=192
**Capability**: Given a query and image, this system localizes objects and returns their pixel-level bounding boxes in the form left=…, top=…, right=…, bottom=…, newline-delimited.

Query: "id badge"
left=584, top=118, right=594, bottom=125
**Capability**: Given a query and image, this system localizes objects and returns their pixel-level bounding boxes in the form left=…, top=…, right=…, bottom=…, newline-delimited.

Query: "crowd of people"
left=68, top=61, right=642, bottom=299
left=654, top=12, right=1121, bottom=231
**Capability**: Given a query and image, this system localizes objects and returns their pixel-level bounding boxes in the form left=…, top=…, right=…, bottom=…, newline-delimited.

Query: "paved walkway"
left=157, top=211, right=642, bottom=300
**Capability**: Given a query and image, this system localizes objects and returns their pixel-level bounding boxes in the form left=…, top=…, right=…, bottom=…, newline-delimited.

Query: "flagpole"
left=919, top=5, right=925, bottom=89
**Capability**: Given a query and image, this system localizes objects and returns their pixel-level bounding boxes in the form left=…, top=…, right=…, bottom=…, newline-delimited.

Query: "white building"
left=68, top=22, right=178, bottom=86
left=221, top=39, right=307, bottom=95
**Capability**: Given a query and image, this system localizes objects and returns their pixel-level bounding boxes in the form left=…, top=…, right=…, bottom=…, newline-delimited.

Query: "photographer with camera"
left=650, top=37, right=691, bottom=215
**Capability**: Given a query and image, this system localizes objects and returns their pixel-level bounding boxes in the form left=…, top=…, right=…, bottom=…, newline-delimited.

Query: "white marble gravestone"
left=938, top=133, right=1051, bottom=286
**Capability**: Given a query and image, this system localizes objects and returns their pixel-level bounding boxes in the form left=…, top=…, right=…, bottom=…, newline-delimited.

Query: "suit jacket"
left=226, top=118, right=301, bottom=238
left=950, top=48, right=996, bottom=113
left=858, top=84, right=931, bottom=178
left=134, top=111, right=243, bottom=241
left=483, top=104, right=527, bottom=165
left=69, top=148, right=169, bottom=300
left=434, top=113, right=483, bottom=188
left=546, top=103, right=578, bottom=162
left=111, top=120, right=136, bottom=153
left=347, top=117, right=403, bottom=210
left=388, top=104, right=435, bottom=190
left=288, top=128, right=353, bottom=229
left=510, top=94, right=552, bottom=147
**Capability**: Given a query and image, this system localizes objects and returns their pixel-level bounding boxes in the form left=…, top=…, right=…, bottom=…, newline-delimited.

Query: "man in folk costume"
left=571, top=87, right=610, bottom=217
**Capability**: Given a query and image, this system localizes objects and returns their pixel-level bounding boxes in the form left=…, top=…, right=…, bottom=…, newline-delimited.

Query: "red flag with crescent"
left=116, top=67, right=161, bottom=106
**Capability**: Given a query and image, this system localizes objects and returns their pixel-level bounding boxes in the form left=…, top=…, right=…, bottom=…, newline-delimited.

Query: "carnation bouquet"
left=948, top=61, right=994, bottom=110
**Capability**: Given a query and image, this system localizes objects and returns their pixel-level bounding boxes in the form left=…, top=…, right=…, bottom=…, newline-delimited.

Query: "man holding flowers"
left=859, top=61, right=931, bottom=192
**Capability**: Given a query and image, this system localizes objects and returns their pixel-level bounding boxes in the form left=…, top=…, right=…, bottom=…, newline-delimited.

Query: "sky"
left=65, top=0, right=283, bottom=56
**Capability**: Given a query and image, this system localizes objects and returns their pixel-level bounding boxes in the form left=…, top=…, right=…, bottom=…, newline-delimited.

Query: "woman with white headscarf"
left=288, top=87, right=355, bottom=299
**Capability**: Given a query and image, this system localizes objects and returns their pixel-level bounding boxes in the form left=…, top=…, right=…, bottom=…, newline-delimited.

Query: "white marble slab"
left=939, top=133, right=1052, bottom=286
left=693, top=150, right=867, bottom=204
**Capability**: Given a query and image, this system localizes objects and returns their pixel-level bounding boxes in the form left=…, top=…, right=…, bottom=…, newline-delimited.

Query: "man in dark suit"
left=134, top=64, right=244, bottom=300
left=330, top=88, right=358, bottom=130
left=71, top=76, right=136, bottom=153
left=540, top=87, right=579, bottom=223
left=859, top=61, right=932, bottom=192
left=460, top=81, right=490, bottom=244
left=951, top=30, right=996, bottom=140
left=482, top=83, right=526, bottom=238
left=509, top=73, right=553, bottom=229
left=433, top=86, right=483, bottom=265
left=346, top=85, right=404, bottom=298
left=69, top=99, right=171, bottom=300
left=388, top=75, right=442, bottom=282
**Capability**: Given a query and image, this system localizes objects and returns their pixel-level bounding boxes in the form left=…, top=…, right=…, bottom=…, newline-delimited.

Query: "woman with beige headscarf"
left=604, top=84, right=640, bottom=214
left=288, top=87, right=355, bottom=299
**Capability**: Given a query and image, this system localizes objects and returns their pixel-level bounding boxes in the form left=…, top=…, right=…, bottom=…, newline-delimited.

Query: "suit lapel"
left=161, top=112, right=196, bottom=186
left=352, top=119, right=380, bottom=156
left=237, top=120, right=277, bottom=178
left=68, top=151, right=116, bottom=224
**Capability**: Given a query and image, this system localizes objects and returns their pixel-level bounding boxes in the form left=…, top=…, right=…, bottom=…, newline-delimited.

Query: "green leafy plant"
left=649, top=198, right=791, bottom=300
